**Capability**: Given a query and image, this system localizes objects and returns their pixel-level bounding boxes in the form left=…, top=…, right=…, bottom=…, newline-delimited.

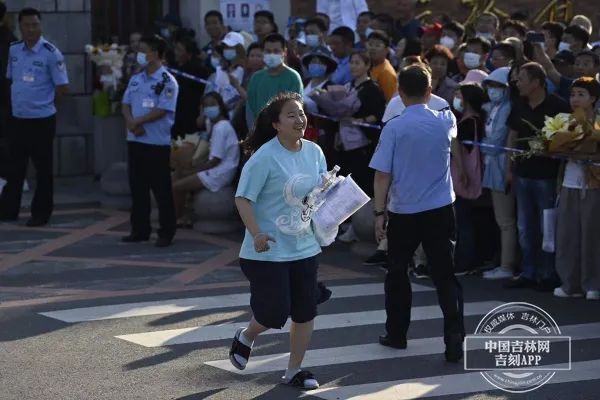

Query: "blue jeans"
left=515, top=177, right=557, bottom=282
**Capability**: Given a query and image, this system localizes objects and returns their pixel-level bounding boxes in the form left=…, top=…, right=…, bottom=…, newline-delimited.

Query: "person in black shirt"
left=505, top=62, right=570, bottom=291
left=200, top=10, right=227, bottom=71
left=451, top=83, right=488, bottom=275
left=171, top=36, right=209, bottom=139
left=345, top=51, right=386, bottom=196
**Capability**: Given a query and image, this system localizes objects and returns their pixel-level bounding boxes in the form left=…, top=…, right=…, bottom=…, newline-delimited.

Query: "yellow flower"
left=541, top=113, right=570, bottom=139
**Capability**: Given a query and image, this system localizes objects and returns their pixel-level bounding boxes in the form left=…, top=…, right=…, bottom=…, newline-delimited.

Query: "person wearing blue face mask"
left=479, top=67, right=518, bottom=280
left=172, top=92, right=240, bottom=228
left=204, top=32, right=248, bottom=113
left=121, top=35, right=179, bottom=247
left=246, top=33, right=304, bottom=129
left=304, top=18, right=328, bottom=49
left=301, top=47, right=338, bottom=115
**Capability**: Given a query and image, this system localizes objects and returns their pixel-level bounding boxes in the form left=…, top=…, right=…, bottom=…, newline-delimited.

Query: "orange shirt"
left=370, top=59, right=398, bottom=102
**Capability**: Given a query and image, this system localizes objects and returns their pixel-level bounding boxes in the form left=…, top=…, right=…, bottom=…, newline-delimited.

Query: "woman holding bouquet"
left=229, top=92, right=326, bottom=389
left=342, top=51, right=386, bottom=196
left=554, top=77, right=600, bottom=301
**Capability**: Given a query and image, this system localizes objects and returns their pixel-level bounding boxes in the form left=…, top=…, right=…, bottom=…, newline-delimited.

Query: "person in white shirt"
left=316, top=0, right=368, bottom=33
left=364, top=60, right=449, bottom=269
left=383, top=92, right=449, bottom=122
left=172, top=92, right=240, bottom=226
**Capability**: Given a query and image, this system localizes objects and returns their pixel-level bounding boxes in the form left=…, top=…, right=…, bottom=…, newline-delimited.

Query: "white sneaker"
left=586, top=290, right=600, bottom=300
left=482, top=267, right=513, bottom=280
left=553, top=287, right=584, bottom=298
left=337, top=225, right=359, bottom=243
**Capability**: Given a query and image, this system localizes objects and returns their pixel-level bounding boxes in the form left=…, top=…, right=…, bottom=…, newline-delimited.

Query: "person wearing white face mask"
left=355, top=10, right=375, bottom=48
left=121, top=35, right=179, bottom=247
left=440, top=21, right=466, bottom=54
left=474, top=12, right=499, bottom=44
left=246, top=34, right=304, bottom=129
left=172, top=92, right=240, bottom=228
left=463, top=37, right=491, bottom=71
left=204, top=32, right=249, bottom=114
left=304, top=18, right=328, bottom=49
left=560, top=24, right=590, bottom=54
left=479, top=67, right=518, bottom=280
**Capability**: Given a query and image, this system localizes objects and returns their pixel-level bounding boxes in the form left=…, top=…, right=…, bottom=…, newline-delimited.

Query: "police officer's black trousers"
left=384, top=205, right=465, bottom=343
left=0, top=115, right=55, bottom=221
left=127, top=142, right=176, bottom=240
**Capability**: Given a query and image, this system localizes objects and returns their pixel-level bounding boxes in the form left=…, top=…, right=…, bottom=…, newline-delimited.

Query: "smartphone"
left=526, top=32, right=545, bottom=44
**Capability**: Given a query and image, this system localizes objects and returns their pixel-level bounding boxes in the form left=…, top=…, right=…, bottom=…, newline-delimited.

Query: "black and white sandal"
left=283, top=370, right=320, bottom=390
left=229, top=327, right=251, bottom=370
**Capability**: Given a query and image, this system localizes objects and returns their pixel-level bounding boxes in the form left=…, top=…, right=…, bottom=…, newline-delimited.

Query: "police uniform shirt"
left=122, top=66, right=179, bottom=146
left=7, top=37, right=69, bottom=118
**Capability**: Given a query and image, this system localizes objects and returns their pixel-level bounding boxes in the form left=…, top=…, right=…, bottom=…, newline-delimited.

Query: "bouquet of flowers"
left=520, top=109, right=600, bottom=160
left=85, top=44, right=128, bottom=116
left=85, top=43, right=128, bottom=91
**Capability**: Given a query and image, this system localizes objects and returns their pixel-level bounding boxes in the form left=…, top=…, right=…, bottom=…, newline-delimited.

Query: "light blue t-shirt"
left=7, top=37, right=69, bottom=118
left=369, top=104, right=457, bottom=214
left=236, top=137, right=327, bottom=261
left=122, top=66, right=178, bottom=146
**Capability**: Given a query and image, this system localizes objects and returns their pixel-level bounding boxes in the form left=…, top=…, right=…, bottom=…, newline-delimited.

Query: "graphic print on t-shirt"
left=276, top=173, right=313, bottom=236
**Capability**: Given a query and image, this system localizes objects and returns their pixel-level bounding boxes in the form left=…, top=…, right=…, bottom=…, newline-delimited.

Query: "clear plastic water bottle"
left=303, top=165, right=341, bottom=213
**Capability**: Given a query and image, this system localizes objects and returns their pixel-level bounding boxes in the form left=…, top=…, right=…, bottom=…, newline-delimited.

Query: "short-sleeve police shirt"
left=7, top=37, right=69, bottom=118
left=122, top=66, right=179, bottom=146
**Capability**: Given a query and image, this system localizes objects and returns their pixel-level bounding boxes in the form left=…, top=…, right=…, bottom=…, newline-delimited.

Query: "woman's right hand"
left=253, top=233, right=276, bottom=253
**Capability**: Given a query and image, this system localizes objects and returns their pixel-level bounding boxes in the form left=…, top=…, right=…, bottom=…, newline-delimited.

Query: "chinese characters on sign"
left=484, top=339, right=551, bottom=367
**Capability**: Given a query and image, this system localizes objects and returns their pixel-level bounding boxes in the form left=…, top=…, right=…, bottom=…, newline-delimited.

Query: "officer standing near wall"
left=0, top=8, right=68, bottom=226
left=121, top=34, right=178, bottom=247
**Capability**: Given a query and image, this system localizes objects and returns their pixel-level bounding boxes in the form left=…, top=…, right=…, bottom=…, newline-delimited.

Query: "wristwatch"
left=373, top=210, right=385, bottom=217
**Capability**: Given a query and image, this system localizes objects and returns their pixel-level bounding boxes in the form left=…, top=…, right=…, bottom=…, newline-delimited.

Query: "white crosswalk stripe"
left=39, top=282, right=433, bottom=323
left=38, top=281, right=600, bottom=399
left=115, top=301, right=501, bottom=347
left=309, top=360, right=600, bottom=400
left=204, top=322, right=600, bottom=375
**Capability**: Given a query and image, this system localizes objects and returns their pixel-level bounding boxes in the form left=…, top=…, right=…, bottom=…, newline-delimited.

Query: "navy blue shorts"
left=240, top=256, right=319, bottom=329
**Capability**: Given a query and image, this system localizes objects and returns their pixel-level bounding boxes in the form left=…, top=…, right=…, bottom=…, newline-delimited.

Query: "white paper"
left=312, top=175, right=370, bottom=233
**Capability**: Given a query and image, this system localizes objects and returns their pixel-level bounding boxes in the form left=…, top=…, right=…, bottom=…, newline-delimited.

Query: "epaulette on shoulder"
left=161, top=72, right=172, bottom=83
left=9, top=40, right=23, bottom=47
left=43, top=42, right=56, bottom=52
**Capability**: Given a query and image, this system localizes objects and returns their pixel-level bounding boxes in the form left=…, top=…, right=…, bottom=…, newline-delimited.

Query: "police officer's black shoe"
left=155, top=237, right=173, bottom=248
left=121, top=234, right=150, bottom=243
left=444, top=333, right=464, bottom=363
left=378, top=334, right=407, bottom=349
left=26, top=218, right=48, bottom=227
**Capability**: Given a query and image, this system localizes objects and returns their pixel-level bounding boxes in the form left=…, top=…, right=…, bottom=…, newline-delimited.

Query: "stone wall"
left=5, top=0, right=93, bottom=176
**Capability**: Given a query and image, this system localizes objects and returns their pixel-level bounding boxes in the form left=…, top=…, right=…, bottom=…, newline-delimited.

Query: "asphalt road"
left=2, top=273, right=599, bottom=400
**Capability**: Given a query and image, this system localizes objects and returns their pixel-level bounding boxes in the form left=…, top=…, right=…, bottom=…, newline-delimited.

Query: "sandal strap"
left=229, top=334, right=251, bottom=360
left=289, top=370, right=316, bottom=387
